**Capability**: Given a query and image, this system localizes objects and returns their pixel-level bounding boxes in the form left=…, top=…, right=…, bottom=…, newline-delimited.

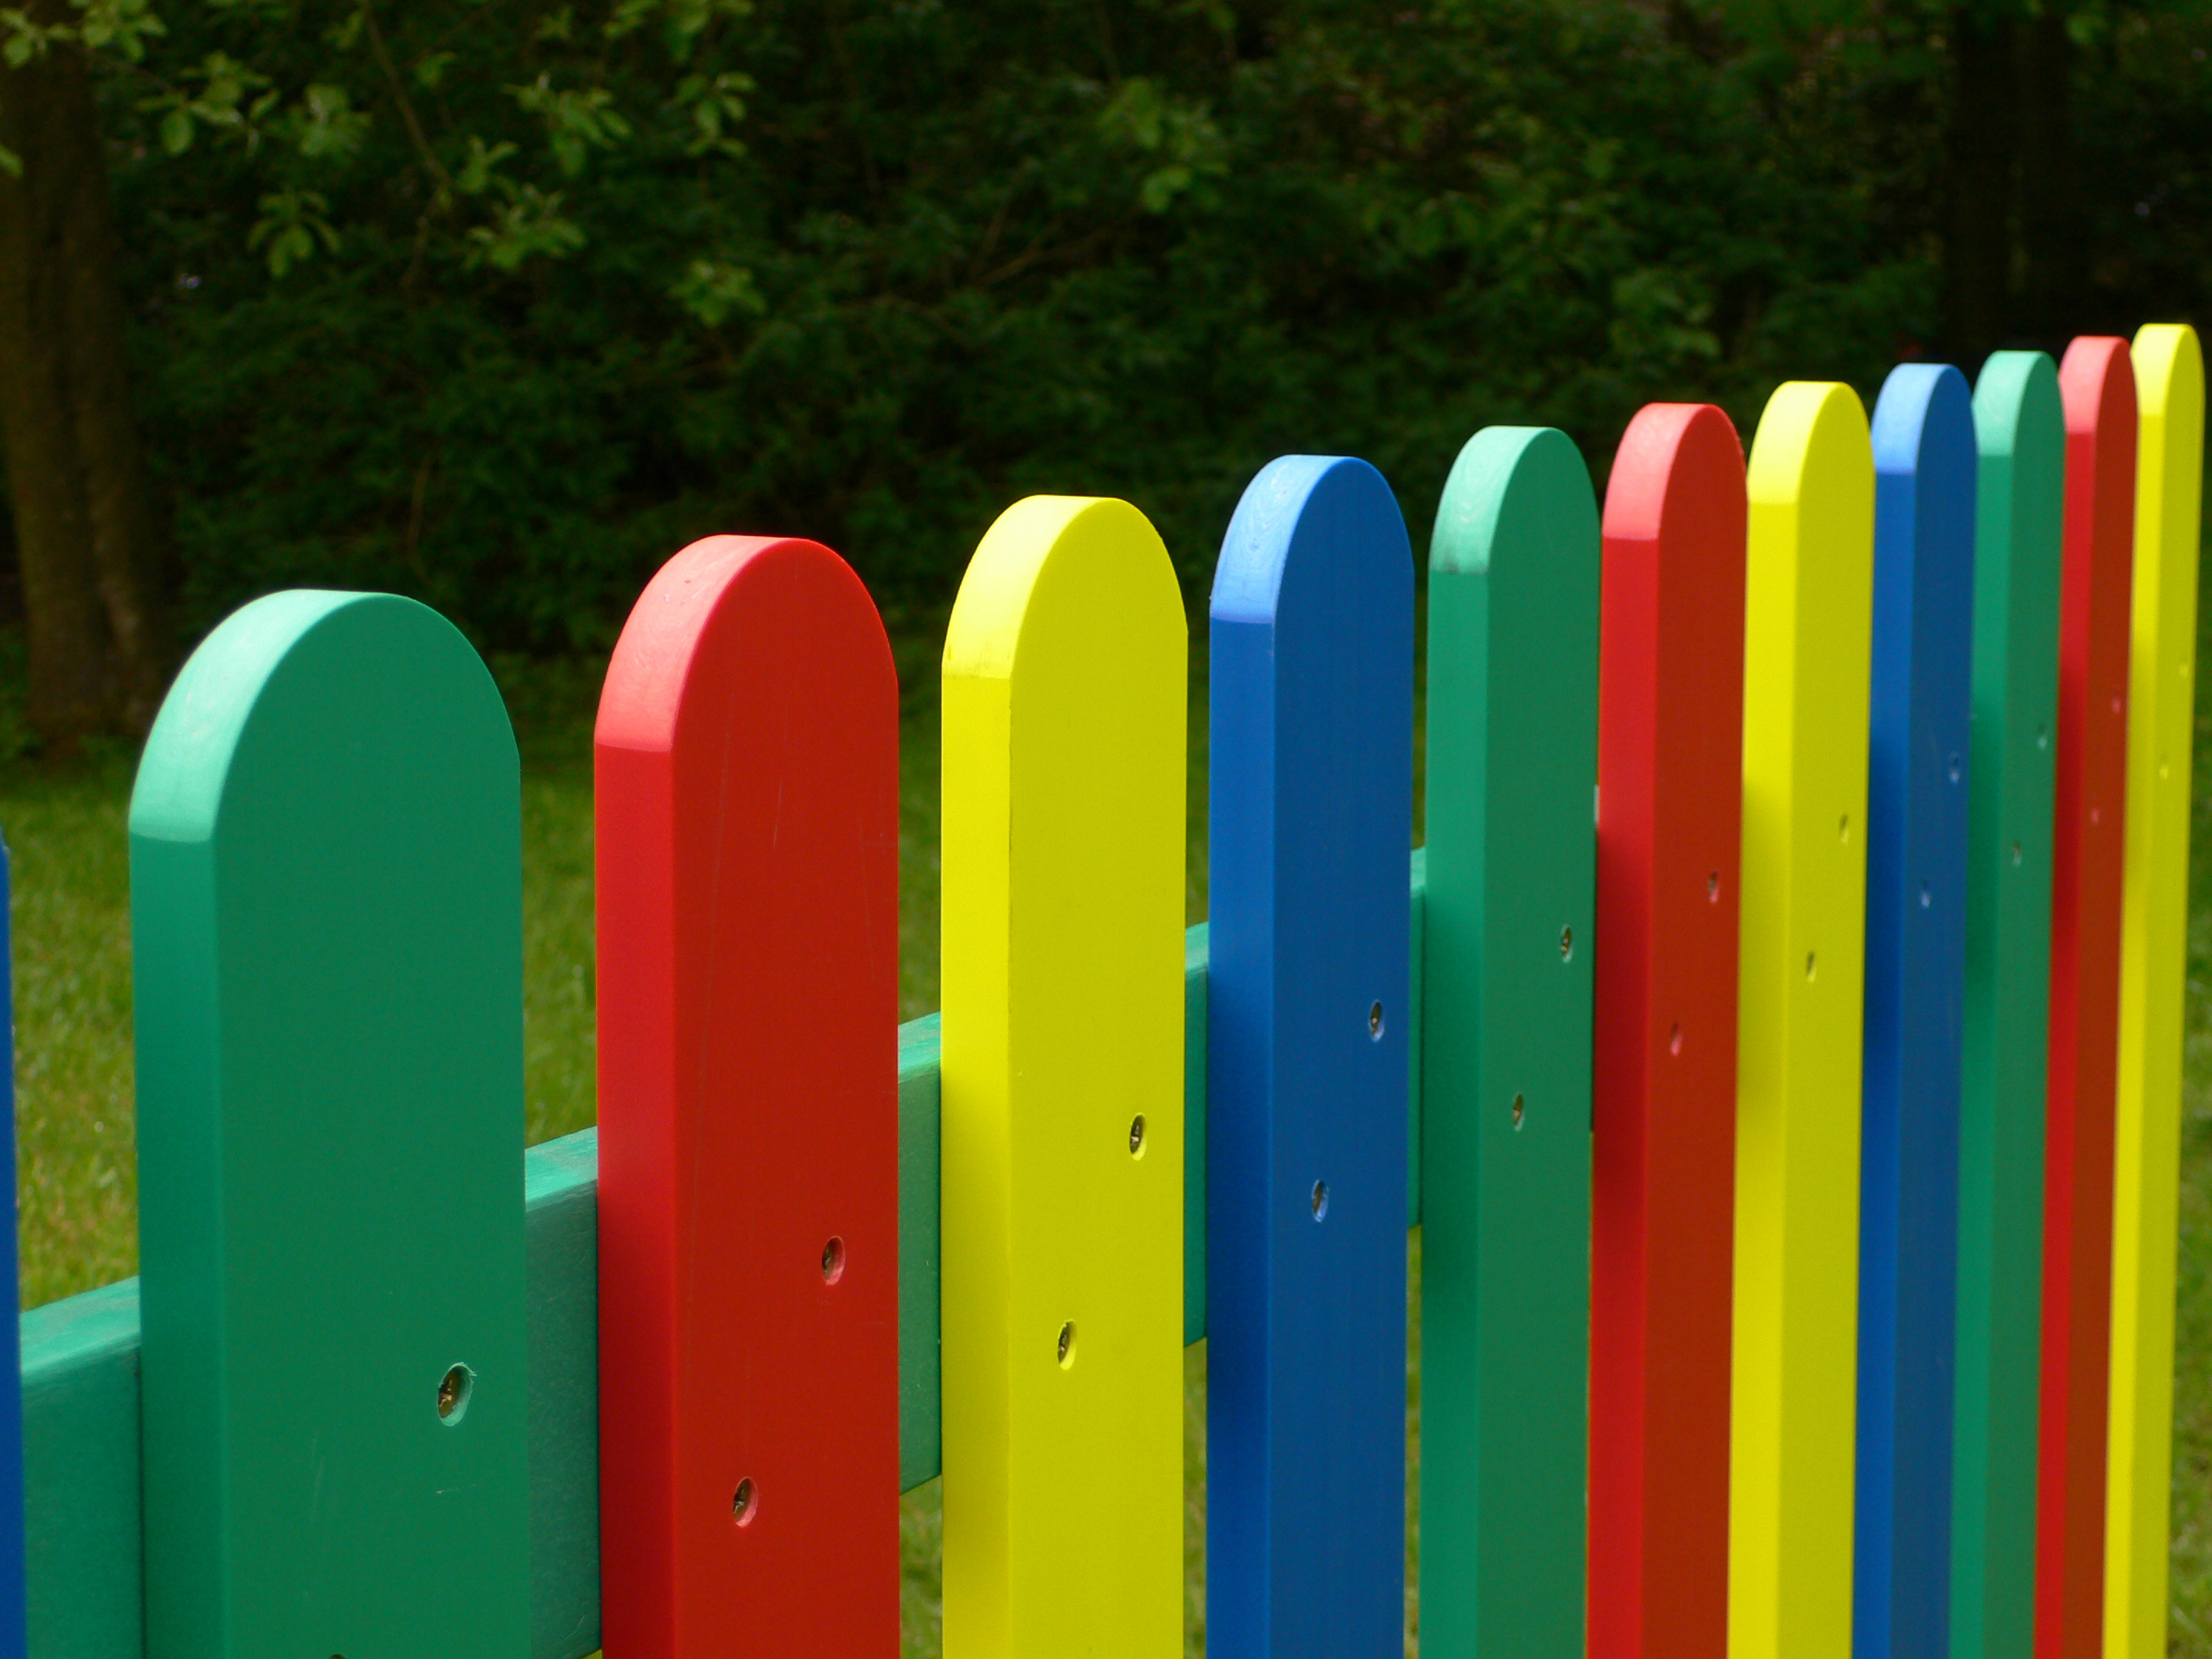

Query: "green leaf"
left=160, top=106, right=194, bottom=156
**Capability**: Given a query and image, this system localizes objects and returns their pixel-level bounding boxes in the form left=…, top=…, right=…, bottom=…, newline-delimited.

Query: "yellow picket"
left=2104, top=323, right=2204, bottom=1659
left=1729, top=382, right=1876, bottom=1659
left=939, top=495, right=1187, bottom=1659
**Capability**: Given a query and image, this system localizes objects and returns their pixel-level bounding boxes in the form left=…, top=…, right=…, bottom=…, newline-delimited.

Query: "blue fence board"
left=1856, top=363, right=1977, bottom=1658
left=1207, top=455, right=1414, bottom=1659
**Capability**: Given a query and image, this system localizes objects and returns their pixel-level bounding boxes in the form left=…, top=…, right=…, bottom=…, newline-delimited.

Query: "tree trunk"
left=1940, top=4, right=2019, bottom=369
left=0, top=10, right=171, bottom=744
left=2017, top=2, right=2087, bottom=346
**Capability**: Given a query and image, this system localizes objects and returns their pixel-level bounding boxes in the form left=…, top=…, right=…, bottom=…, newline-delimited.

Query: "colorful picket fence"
left=3, top=326, right=2203, bottom=1659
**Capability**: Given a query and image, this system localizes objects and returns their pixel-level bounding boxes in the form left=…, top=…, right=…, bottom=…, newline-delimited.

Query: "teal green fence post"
left=131, top=591, right=531, bottom=1659
left=1951, top=353, right=2063, bottom=1659
left=1421, top=427, right=1600, bottom=1656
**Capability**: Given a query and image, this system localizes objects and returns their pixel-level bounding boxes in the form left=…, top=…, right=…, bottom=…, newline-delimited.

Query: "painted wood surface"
left=1730, top=382, right=1876, bottom=1659
left=130, top=591, right=530, bottom=1659
left=1588, top=403, right=1744, bottom=1659
left=2038, top=336, right=2137, bottom=1659
left=1420, top=428, right=1595, bottom=1659
left=1208, top=455, right=1412, bottom=1658
left=594, top=537, right=901, bottom=1657
left=1856, top=363, right=1977, bottom=1659
left=939, top=496, right=1186, bottom=1659
left=1952, top=350, right=2064, bottom=1659
left=2104, top=323, right=2204, bottom=1659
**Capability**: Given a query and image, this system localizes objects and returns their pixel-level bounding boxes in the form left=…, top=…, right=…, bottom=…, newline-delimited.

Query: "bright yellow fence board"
left=939, top=495, right=1187, bottom=1659
left=1730, top=382, right=1876, bottom=1659
left=2104, top=323, right=2204, bottom=1659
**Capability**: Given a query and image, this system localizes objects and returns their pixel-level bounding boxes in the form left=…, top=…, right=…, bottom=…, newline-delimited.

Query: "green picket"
left=1951, top=353, right=2063, bottom=1659
left=1420, top=427, right=1601, bottom=1655
left=131, top=591, right=531, bottom=1659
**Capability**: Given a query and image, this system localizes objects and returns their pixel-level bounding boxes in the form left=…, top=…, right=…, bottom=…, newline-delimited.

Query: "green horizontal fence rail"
left=18, top=863, right=1427, bottom=1659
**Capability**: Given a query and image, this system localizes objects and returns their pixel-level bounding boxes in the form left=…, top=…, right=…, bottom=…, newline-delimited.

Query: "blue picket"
left=1207, top=455, right=1414, bottom=1659
left=1855, top=363, right=1977, bottom=1658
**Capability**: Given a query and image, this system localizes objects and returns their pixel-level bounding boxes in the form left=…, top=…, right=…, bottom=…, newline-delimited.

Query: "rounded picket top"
left=130, top=588, right=528, bottom=1659
left=943, top=494, right=1184, bottom=686
left=1214, top=453, right=1412, bottom=621
left=1873, top=362, right=1975, bottom=488
left=1432, top=425, right=1595, bottom=578
left=1602, top=402, right=1745, bottom=555
left=594, top=535, right=901, bottom=1659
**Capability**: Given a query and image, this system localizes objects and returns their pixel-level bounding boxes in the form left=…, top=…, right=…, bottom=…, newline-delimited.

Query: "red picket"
left=1589, top=403, right=1747, bottom=1659
left=2037, top=340, right=2137, bottom=1659
left=594, top=535, right=901, bottom=1658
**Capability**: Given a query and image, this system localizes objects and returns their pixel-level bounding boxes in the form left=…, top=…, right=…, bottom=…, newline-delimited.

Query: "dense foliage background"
left=32, top=0, right=2212, bottom=656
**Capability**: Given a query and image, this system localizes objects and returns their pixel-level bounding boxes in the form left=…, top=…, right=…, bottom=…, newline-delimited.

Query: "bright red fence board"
left=2036, top=341, right=2136, bottom=1659
left=594, top=535, right=901, bottom=1658
left=1590, top=403, right=1747, bottom=1659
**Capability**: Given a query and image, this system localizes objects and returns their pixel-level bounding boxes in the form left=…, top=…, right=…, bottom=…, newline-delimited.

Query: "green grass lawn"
left=4, top=618, right=2207, bottom=1654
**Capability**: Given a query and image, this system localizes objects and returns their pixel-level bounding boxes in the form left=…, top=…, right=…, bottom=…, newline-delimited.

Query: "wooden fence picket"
left=1729, top=382, right=1876, bottom=1659
left=1856, top=363, right=1978, bottom=1655
left=131, top=592, right=531, bottom=1659
left=1953, top=349, right=2065, bottom=1659
left=594, top=537, right=902, bottom=1657
left=1417, top=428, right=1597, bottom=1658
left=1588, top=404, right=1745, bottom=1659
left=939, top=497, right=1187, bottom=1659
left=2104, top=323, right=2203, bottom=1659
left=1207, top=455, right=1414, bottom=1658
left=2039, top=336, right=2137, bottom=1659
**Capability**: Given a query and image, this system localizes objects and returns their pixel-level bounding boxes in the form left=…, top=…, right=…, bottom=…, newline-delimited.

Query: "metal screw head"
left=1948, top=753, right=1962, bottom=783
left=1806, top=951, right=1817, bottom=980
left=1368, top=1002, right=1384, bottom=1040
left=822, top=1237, right=846, bottom=1283
left=1511, top=1093, right=1525, bottom=1130
left=1559, top=926, right=1573, bottom=961
left=1310, top=1181, right=1330, bottom=1221
left=2012, top=841, right=2023, bottom=866
left=1707, top=870, right=1720, bottom=902
left=1129, top=1114, right=1146, bottom=1156
left=733, top=1478, right=758, bottom=1526
left=437, top=1364, right=473, bottom=1425
left=1056, top=1321, right=1077, bottom=1367
left=1919, top=884, right=1932, bottom=909
left=1839, top=814, right=1851, bottom=843
left=1669, top=1023, right=1683, bottom=1055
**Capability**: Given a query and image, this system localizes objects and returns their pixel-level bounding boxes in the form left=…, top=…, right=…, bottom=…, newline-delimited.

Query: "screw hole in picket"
left=1311, top=1180, right=1330, bottom=1221
left=821, top=1236, right=846, bottom=1284
left=733, top=1478, right=758, bottom=1526
left=437, top=1364, right=473, bottom=1426
left=1368, top=1001, right=1384, bottom=1040
left=1559, top=925, right=1573, bottom=962
left=2012, top=840, right=2023, bottom=866
left=1669, top=1023, right=1683, bottom=1056
left=2038, top=725, right=2050, bottom=750
left=1948, top=753, right=1962, bottom=783
left=1707, top=870, right=1720, bottom=902
left=1512, top=1092, right=1525, bottom=1130
left=1057, top=1321, right=1077, bottom=1367
left=1919, top=883, right=1932, bottom=909
left=1839, top=814, right=1851, bottom=843
left=1806, top=952, right=1817, bottom=981
left=1129, top=1114, right=1147, bottom=1156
